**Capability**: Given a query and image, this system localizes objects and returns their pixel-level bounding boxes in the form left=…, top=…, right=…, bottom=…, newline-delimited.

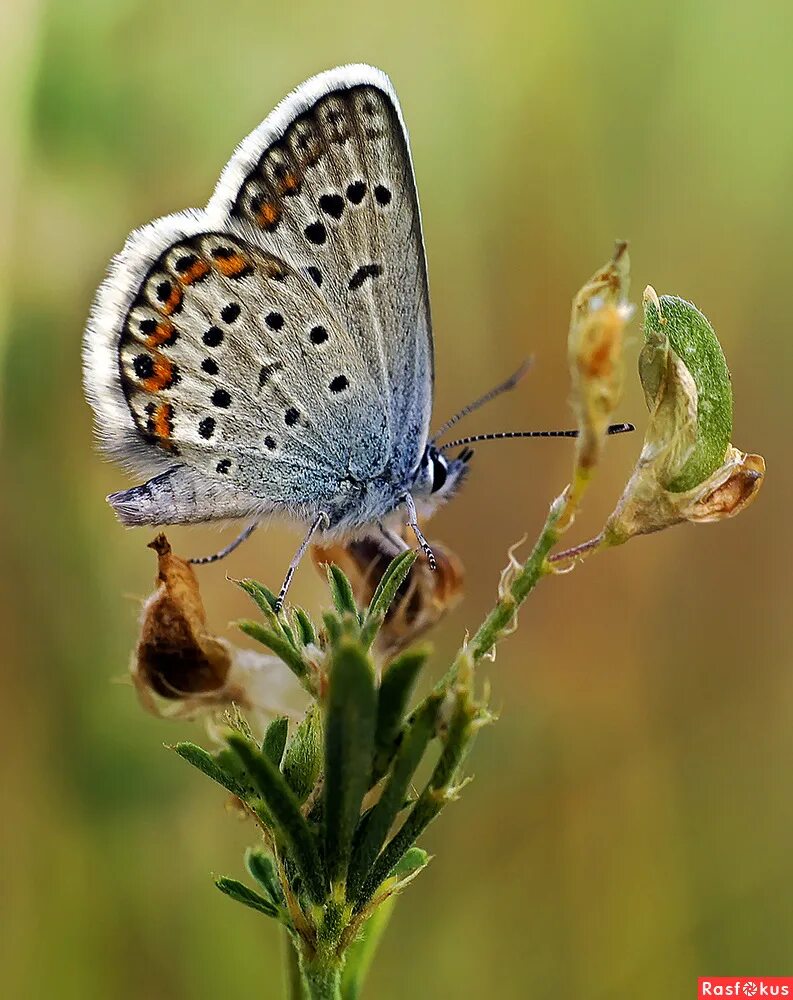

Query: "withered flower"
left=311, top=530, right=463, bottom=656
left=132, top=535, right=305, bottom=724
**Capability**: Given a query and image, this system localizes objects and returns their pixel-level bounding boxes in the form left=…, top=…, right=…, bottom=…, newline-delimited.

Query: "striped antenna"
left=439, top=423, right=635, bottom=452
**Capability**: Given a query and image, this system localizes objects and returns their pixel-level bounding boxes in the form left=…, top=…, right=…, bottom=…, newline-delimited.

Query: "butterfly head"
left=410, top=443, right=473, bottom=506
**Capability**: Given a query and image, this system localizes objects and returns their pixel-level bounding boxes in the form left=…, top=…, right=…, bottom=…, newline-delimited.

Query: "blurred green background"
left=1, top=1, right=787, bottom=996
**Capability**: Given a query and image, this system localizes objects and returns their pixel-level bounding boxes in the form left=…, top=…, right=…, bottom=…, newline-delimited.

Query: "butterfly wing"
left=84, top=65, right=432, bottom=528
left=212, top=64, right=433, bottom=484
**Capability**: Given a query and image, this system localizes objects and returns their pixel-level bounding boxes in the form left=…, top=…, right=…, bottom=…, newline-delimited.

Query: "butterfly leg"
left=188, top=520, right=260, bottom=565
left=275, top=511, right=330, bottom=611
left=401, top=494, right=437, bottom=571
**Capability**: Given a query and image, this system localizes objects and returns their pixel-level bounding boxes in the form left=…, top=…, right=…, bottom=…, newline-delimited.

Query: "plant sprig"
left=165, top=246, right=763, bottom=1000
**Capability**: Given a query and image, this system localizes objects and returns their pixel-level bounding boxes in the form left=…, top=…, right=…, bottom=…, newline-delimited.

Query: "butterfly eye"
left=430, top=453, right=448, bottom=493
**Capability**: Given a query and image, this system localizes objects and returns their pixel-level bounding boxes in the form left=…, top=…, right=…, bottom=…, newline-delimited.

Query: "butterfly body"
left=84, top=65, right=470, bottom=546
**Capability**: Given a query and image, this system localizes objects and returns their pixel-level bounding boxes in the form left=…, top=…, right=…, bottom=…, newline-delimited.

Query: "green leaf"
left=349, top=694, right=439, bottom=894
left=322, top=610, right=342, bottom=645
left=282, top=705, right=323, bottom=802
left=238, top=620, right=310, bottom=685
left=214, top=876, right=279, bottom=917
left=354, top=689, right=477, bottom=908
left=226, top=733, right=326, bottom=904
left=390, top=847, right=429, bottom=880
left=172, top=742, right=244, bottom=798
left=340, top=896, right=396, bottom=1000
left=214, top=747, right=258, bottom=798
left=324, top=639, right=377, bottom=886
left=237, top=580, right=298, bottom=646
left=237, top=578, right=283, bottom=625
left=341, top=854, right=430, bottom=998
left=245, top=847, right=285, bottom=906
left=293, top=607, right=317, bottom=647
left=642, top=294, right=732, bottom=492
left=373, top=647, right=430, bottom=780
left=327, top=564, right=360, bottom=619
left=262, top=716, right=289, bottom=767
left=360, top=550, right=417, bottom=648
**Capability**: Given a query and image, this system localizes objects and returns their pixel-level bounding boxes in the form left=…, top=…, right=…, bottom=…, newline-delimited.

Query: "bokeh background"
left=1, top=1, right=788, bottom=997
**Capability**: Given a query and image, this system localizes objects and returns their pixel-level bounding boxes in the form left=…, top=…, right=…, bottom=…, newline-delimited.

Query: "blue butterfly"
left=83, top=64, right=630, bottom=607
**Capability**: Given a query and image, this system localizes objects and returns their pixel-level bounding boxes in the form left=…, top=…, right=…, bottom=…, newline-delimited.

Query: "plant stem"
left=468, top=496, right=564, bottom=661
left=299, top=956, right=343, bottom=1000
left=283, top=930, right=305, bottom=1000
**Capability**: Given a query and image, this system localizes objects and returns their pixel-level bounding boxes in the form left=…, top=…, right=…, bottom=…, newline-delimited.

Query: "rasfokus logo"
left=698, top=979, right=793, bottom=997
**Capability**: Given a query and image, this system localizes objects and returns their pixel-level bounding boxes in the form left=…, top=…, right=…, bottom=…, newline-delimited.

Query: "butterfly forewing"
left=221, top=78, right=433, bottom=482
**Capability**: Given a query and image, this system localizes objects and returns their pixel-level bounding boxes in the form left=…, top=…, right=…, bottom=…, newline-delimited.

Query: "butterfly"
left=83, top=64, right=631, bottom=608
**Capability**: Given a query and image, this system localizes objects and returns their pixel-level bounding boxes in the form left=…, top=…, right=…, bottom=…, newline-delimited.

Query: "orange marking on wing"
left=152, top=402, right=174, bottom=440
left=263, top=260, right=288, bottom=281
left=160, top=284, right=183, bottom=315
left=257, top=201, right=281, bottom=230
left=178, top=259, right=211, bottom=285
left=141, top=354, right=176, bottom=392
left=213, top=253, right=251, bottom=278
left=278, top=170, right=302, bottom=195
left=146, top=320, right=176, bottom=348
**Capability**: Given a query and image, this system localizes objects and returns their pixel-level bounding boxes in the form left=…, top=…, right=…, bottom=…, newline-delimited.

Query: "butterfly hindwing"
left=117, top=228, right=390, bottom=501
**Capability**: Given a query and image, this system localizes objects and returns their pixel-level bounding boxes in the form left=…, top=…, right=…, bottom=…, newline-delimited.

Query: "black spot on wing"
left=349, top=264, right=382, bottom=290
left=346, top=181, right=366, bottom=204
left=304, top=221, right=327, bottom=245
left=319, top=193, right=344, bottom=219
left=133, top=354, right=154, bottom=378
left=203, top=326, right=224, bottom=347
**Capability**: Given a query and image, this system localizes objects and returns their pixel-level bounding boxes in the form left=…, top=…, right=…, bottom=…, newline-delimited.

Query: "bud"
left=604, top=289, right=764, bottom=542
left=132, top=535, right=304, bottom=726
left=568, top=241, right=632, bottom=476
left=311, top=531, right=463, bottom=656
left=282, top=704, right=323, bottom=802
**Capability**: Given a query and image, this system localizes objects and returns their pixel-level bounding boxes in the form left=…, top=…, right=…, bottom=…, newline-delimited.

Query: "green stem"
left=283, top=930, right=305, bottom=1000
left=300, top=956, right=343, bottom=1000
left=468, top=496, right=564, bottom=661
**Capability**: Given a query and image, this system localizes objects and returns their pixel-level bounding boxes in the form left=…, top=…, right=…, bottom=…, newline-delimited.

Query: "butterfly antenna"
left=431, top=359, right=534, bottom=445
left=439, top=422, right=635, bottom=452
